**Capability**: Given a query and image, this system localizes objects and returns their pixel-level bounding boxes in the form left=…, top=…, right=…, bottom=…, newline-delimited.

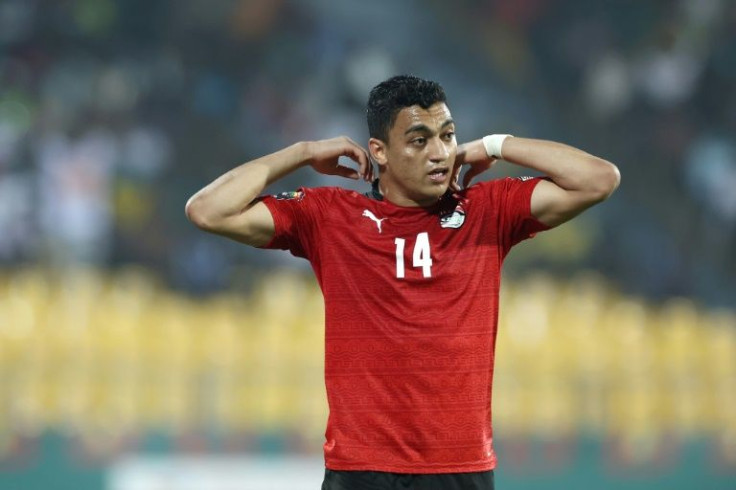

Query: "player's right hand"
left=306, top=136, right=374, bottom=182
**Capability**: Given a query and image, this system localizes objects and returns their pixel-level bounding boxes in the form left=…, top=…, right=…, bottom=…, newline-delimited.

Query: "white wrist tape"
left=482, top=134, right=513, bottom=159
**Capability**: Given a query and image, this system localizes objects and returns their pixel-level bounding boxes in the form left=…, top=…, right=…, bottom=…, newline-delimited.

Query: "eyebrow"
left=404, top=119, right=455, bottom=135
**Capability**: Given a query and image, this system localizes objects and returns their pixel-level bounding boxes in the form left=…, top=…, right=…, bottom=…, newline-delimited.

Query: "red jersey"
left=260, top=178, right=548, bottom=473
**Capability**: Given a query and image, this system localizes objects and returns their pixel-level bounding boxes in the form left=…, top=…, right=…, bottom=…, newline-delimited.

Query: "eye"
left=443, top=131, right=455, bottom=140
left=411, top=137, right=427, bottom=146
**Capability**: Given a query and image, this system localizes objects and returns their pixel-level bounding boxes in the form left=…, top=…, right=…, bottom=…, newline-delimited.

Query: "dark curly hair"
left=366, top=75, right=447, bottom=143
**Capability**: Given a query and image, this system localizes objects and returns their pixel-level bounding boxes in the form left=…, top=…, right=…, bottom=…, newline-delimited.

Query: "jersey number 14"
left=394, top=232, right=433, bottom=278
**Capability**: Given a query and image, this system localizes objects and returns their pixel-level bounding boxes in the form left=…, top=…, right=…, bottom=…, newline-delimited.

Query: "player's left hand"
left=450, top=140, right=498, bottom=191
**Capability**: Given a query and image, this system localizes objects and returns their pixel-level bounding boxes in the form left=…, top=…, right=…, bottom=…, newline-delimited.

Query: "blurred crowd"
left=0, top=0, right=734, bottom=306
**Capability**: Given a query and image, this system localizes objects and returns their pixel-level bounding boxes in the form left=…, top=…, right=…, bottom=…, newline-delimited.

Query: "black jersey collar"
left=364, top=179, right=383, bottom=201
left=364, top=178, right=458, bottom=205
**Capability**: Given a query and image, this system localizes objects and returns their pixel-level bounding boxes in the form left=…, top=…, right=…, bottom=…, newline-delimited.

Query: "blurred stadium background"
left=0, top=0, right=734, bottom=489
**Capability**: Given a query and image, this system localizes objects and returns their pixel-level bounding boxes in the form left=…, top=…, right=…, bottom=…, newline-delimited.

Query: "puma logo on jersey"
left=362, top=210, right=387, bottom=233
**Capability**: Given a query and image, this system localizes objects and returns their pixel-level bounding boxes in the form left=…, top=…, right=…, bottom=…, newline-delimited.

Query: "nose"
left=428, top=136, right=450, bottom=163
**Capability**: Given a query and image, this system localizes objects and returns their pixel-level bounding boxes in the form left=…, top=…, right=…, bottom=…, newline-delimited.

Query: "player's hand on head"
left=307, top=136, right=373, bottom=182
left=450, top=141, right=497, bottom=191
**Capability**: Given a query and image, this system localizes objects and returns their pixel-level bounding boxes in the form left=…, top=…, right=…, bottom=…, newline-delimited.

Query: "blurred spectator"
left=36, top=126, right=117, bottom=265
left=685, top=134, right=736, bottom=224
left=0, top=0, right=732, bottom=305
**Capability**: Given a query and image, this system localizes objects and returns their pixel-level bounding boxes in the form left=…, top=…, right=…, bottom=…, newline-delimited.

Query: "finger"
left=354, top=142, right=373, bottom=182
left=331, top=164, right=360, bottom=180
left=343, top=136, right=367, bottom=168
left=449, top=167, right=461, bottom=192
left=343, top=137, right=372, bottom=180
left=365, top=160, right=374, bottom=182
left=342, top=145, right=370, bottom=180
left=359, top=148, right=372, bottom=181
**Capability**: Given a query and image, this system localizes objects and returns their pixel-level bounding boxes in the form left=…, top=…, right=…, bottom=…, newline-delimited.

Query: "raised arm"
left=501, top=137, right=620, bottom=227
left=455, top=137, right=620, bottom=228
left=185, top=137, right=372, bottom=246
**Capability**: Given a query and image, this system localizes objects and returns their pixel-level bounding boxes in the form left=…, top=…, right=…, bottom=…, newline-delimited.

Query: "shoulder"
left=264, top=186, right=371, bottom=215
left=306, top=186, right=370, bottom=205
left=269, top=186, right=357, bottom=201
left=457, top=177, right=545, bottom=220
left=454, top=179, right=503, bottom=203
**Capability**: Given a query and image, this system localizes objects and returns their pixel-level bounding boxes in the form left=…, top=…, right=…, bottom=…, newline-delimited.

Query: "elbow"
left=185, top=195, right=214, bottom=231
left=589, top=158, right=621, bottom=202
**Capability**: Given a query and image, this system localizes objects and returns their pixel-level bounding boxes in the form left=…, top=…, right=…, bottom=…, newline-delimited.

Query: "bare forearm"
left=185, top=136, right=371, bottom=242
left=501, top=137, right=620, bottom=198
left=185, top=142, right=308, bottom=228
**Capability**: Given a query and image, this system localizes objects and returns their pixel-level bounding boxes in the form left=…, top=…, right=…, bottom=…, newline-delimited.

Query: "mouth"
left=428, top=167, right=449, bottom=183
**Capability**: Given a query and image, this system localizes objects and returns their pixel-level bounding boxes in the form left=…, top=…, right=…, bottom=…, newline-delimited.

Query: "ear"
left=369, top=138, right=388, bottom=168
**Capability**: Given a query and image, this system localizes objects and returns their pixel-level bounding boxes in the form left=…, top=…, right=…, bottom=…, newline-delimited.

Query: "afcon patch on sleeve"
left=274, top=190, right=304, bottom=200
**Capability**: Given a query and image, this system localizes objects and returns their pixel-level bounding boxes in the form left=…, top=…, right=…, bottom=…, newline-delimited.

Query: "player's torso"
left=309, top=188, right=503, bottom=336
left=309, top=188, right=503, bottom=472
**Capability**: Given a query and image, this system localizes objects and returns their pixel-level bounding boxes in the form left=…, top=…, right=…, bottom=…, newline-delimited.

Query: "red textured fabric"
left=259, top=177, right=548, bottom=473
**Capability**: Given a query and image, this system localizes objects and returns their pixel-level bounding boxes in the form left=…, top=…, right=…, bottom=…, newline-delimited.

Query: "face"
left=370, top=102, right=457, bottom=207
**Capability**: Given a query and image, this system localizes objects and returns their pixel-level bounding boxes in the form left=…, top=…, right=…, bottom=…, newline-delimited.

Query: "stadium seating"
left=0, top=267, right=734, bottom=457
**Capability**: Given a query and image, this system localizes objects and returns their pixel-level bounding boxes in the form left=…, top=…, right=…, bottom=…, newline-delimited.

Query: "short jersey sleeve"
left=482, top=177, right=551, bottom=256
left=257, top=188, right=322, bottom=259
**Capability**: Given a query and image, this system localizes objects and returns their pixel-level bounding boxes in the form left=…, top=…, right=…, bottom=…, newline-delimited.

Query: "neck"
left=377, top=178, right=442, bottom=208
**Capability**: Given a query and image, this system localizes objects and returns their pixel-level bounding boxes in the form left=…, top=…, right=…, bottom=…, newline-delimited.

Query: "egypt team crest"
left=439, top=200, right=466, bottom=229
